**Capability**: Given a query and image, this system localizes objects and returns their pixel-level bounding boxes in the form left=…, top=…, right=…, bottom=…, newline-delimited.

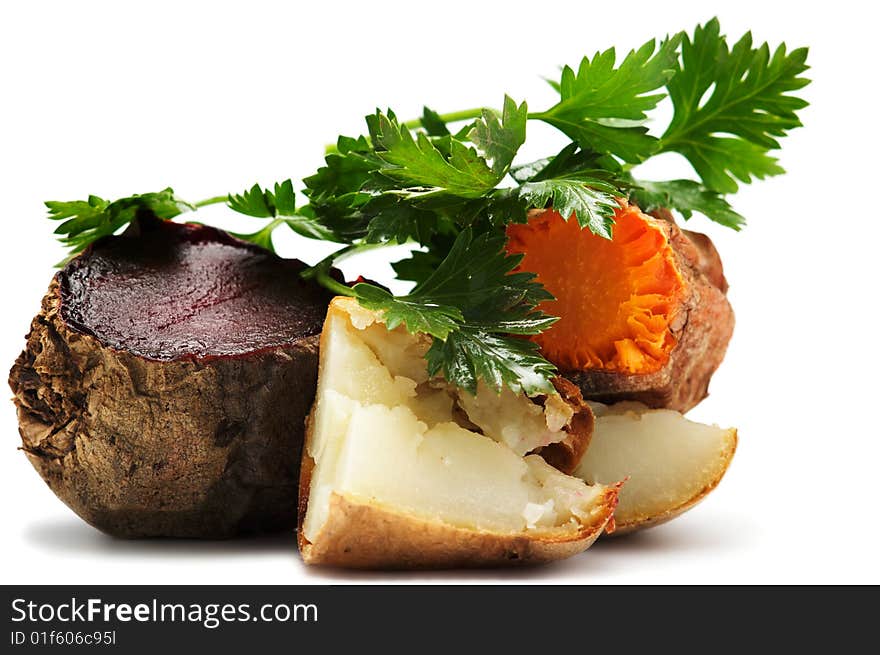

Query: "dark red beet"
left=9, top=216, right=334, bottom=537
left=60, top=217, right=330, bottom=360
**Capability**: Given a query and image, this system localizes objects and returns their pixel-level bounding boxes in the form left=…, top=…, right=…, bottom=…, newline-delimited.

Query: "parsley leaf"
left=510, top=143, right=620, bottom=184
left=508, top=144, right=624, bottom=237
left=425, top=329, right=557, bottom=397
left=228, top=180, right=297, bottom=218
left=660, top=18, right=810, bottom=193
left=631, top=179, right=746, bottom=230
left=367, top=99, right=526, bottom=200
left=229, top=221, right=281, bottom=252
left=467, top=96, right=528, bottom=177
left=390, top=230, right=459, bottom=285
left=301, top=102, right=528, bottom=252
left=367, top=110, right=498, bottom=198
left=353, top=229, right=557, bottom=395
left=534, top=36, right=680, bottom=162
left=362, top=199, right=451, bottom=246
left=354, top=283, right=463, bottom=339
left=303, top=135, right=378, bottom=205
left=228, top=180, right=341, bottom=244
left=46, top=188, right=191, bottom=260
left=411, top=230, right=553, bottom=322
left=518, top=175, right=620, bottom=238
left=391, top=249, right=444, bottom=285
left=420, top=106, right=452, bottom=137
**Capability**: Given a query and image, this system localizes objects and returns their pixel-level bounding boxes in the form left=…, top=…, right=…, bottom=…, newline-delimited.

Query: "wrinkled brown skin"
left=10, top=284, right=321, bottom=539
left=536, top=377, right=594, bottom=475
left=564, top=209, right=734, bottom=413
left=296, top=435, right=620, bottom=569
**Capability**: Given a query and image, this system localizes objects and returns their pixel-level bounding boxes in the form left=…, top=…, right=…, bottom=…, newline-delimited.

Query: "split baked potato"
left=297, top=298, right=619, bottom=568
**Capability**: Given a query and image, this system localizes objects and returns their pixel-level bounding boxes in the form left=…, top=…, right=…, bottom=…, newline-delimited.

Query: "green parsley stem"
left=330, top=241, right=387, bottom=265
left=302, top=240, right=391, bottom=296
left=259, top=217, right=285, bottom=233
left=193, top=195, right=228, bottom=208
left=315, top=268, right=356, bottom=297
left=402, top=108, right=486, bottom=130
left=304, top=241, right=394, bottom=278
left=403, top=107, right=580, bottom=130
left=330, top=106, right=518, bottom=149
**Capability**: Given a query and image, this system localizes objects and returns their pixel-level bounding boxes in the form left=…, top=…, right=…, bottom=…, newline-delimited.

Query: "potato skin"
left=536, top=377, right=594, bottom=475
left=10, top=280, right=320, bottom=537
left=564, top=216, right=734, bottom=413
left=298, top=449, right=619, bottom=569
left=300, top=491, right=617, bottom=569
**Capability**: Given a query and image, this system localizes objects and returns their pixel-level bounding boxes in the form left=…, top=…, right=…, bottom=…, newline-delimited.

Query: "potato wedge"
left=297, top=297, right=619, bottom=569
left=574, top=402, right=736, bottom=534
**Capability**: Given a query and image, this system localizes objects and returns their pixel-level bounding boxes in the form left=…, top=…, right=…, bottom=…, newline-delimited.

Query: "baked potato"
left=573, top=401, right=737, bottom=534
left=297, top=298, right=619, bottom=568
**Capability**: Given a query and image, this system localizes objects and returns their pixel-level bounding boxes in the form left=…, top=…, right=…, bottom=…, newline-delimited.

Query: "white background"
left=1, top=0, right=878, bottom=585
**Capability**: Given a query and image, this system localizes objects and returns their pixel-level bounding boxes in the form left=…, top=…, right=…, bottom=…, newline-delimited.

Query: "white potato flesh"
left=457, top=382, right=574, bottom=456
left=574, top=402, right=736, bottom=529
left=302, top=301, right=606, bottom=542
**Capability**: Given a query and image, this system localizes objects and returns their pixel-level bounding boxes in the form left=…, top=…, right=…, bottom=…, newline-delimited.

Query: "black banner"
left=1, top=585, right=873, bottom=651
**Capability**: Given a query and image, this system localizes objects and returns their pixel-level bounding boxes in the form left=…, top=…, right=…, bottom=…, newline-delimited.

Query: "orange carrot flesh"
left=506, top=203, right=686, bottom=374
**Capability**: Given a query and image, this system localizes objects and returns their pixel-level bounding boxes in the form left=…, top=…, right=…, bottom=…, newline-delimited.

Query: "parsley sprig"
left=355, top=229, right=557, bottom=395
left=659, top=19, right=810, bottom=193
left=42, top=18, right=809, bottom=396
left=531, top=35, right=681, bottom=163
left=46, top=189, right=192, bottom=263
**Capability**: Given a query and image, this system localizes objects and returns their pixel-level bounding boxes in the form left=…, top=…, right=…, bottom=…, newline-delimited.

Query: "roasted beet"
left=9, top=217, right=333, bottom=537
